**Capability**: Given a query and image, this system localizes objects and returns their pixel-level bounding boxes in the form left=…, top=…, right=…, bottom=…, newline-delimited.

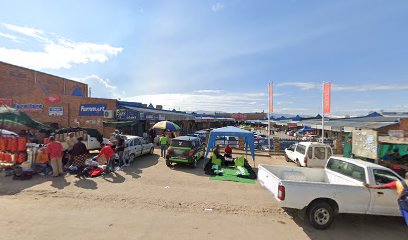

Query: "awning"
left=103, top=121, right=137, bottom=127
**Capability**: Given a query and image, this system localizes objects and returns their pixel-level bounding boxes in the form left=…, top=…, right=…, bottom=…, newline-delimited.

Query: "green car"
left=166, top=136, right=205, bottom=168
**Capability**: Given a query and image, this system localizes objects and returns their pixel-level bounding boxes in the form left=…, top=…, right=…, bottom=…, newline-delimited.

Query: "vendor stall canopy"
left=205, top=126, right=255, bottom=161
left=0, top=105, right=51, bottom=131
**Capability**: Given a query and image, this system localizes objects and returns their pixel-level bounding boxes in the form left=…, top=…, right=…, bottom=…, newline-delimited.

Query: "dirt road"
left=0, top=150, right=406, bottom=240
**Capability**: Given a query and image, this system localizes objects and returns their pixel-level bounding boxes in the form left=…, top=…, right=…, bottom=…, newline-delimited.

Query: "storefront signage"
left=0, top=98, right=12, bottom=107
left=145, top=114, right=155, bottom=120
left=45, top=96, right=61, bottom=103
left=49, top=107, right=63, bottom=116
left=158, top=114, right=165, bottom=120
left=79, top=104, right=107, bottom=116
left=14, top=103, right=43, bottom=112
left=116, top=109, right=139, bottom=120
left=139, top=112, right=145, bottom=120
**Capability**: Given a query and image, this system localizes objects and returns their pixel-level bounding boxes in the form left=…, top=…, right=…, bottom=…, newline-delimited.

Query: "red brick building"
left=0, top=61, right=117, bottom=135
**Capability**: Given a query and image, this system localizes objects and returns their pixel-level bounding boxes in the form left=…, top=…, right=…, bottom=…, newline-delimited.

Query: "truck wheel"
left=166, top=160, right=172, bottom=167
left=285, top=155, right=291, bottom=162
left=150, top=147, right=154, bottom=154
left=296, top=159, right=301, bottom=167
left=307, top=201, right=334, bottom=230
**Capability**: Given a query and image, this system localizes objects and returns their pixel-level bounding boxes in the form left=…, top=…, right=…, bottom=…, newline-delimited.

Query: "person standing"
left=64, top=132, right=77, bottom=167
left=365, top=173, right=408, bottom=225
left=116, top=136, right=125, bottom=168
left=45, top=136, right=64, bottom=177
left=159, top=134, right=169, bottom=158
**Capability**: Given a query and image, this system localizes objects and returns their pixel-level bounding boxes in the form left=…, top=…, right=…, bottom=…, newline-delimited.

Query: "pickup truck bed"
left=258, top=157, right=402, bottom=229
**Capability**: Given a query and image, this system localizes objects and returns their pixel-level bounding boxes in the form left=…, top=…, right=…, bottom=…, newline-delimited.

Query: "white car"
left=123, top=135, right=155, bottom=162
left=258, top=157, right=403, bottom=229
left=285, top=142, right=333, bottom=168
left=215, top=136, right=239, bottom=148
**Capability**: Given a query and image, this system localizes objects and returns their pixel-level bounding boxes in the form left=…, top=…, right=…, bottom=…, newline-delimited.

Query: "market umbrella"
left=0, top=129, right=18, bottom=136
left=152, top=121, right=181, bottom=131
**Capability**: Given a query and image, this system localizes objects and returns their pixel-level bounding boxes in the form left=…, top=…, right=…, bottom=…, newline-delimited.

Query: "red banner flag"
left=323, top=82, right=331, bottom=114
left=269, top=82, right=273, bottom=113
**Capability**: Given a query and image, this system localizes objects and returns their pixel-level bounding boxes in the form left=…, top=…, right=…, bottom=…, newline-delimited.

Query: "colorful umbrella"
left=152, top=121, right=181, bottom=131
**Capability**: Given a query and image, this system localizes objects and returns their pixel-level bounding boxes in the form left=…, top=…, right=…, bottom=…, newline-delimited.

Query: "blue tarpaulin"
left=205, top=126, right=255, bottom=162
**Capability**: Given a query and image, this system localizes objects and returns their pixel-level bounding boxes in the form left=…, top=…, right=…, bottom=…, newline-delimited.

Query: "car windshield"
left=171, top=140, right=192, bottom=148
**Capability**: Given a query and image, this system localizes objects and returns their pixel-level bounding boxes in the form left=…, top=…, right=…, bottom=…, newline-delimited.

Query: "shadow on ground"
left=285, top=208, right=408, bottom=240
left=0, top=174, right=71, bottom=196
left=121, top=153, right=160, bottom=179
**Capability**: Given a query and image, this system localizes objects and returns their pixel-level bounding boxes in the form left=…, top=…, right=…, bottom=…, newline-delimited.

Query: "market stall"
left=204, top=127, right=256, bottom=183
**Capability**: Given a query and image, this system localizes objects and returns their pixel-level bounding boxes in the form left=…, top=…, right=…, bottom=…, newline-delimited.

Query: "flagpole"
left=268, top=82, right=271, bottom=152
left=321, top=81, right=325, bottom=143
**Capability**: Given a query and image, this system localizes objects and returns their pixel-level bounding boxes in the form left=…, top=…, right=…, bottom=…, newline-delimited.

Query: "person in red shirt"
left=365, top=173, right=408, bottom=225
left=224, top=144, right=232, bottom=158
left=95, top=143, right=116, bottom=173
left=45, top=136, right=64, bottom=177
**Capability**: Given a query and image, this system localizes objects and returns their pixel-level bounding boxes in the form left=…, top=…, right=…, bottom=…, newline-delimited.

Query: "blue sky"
left=0, top=0, right=408, bottom=115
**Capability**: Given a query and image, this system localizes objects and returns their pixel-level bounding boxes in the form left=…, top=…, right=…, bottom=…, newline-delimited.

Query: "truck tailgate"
left=258, top=165, right=281, bottom=201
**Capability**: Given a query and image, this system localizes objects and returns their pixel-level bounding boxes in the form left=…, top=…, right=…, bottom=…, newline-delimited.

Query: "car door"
left=141, top=139, right=150, bottom=155
left=368, top=169, right=401, bottom=216
left=308, top=146, right=327, bottom=168
left=134, top=138, right=143, bottom=157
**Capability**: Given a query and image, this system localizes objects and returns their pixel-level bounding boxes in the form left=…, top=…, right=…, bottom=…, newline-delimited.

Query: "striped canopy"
left=152, top=121, right=181, bottom=131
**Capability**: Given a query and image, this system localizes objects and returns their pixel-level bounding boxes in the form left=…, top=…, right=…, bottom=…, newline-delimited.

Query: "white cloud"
left=0, top=32, right=24, bottom=43
left=0, top=23, right=122, bottom=70
left=211, top=3, right=225, bottom=12
left=123, top=91, right=267, bottom=113
left=194, top=89, right=224, bottom=94
left=278, top=82, right=408, bottom=92
left=72, top=75, right=121, bottom=99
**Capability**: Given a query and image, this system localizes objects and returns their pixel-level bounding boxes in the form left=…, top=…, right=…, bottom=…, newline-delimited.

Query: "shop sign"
left=45, top=96, right=61, bottom=103
left=158, top=114, right=165, bottom=121
left=14, top=103, right=43, bottom=112
left=116, top=109, right=139, bottom=120
left=49, top=107, right=63, bottom=116
left=0, top=98, right=12, bottom=107
left=79, top=104, right=107, bottom=116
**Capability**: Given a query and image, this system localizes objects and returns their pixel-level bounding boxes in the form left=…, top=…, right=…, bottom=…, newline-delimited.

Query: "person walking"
left=159, top=133, right=169, bottom=158
left=64, top=132, right=77, bottom=167
left=365, top=173, right=408, bottom=225
left=45, top=136, right=64, bottom=177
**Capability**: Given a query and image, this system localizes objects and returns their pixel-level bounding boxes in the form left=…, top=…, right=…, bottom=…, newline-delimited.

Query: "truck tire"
left=307, top=201, right=334, bottom=230
left=296, top=159, right=301, bottom=167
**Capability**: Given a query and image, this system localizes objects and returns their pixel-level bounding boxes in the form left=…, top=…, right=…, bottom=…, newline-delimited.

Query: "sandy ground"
left=0, top=149, right=407, bottom=240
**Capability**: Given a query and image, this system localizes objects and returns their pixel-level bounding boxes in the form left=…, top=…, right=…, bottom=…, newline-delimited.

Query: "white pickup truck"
left=258, top=157, right=403, bottom=229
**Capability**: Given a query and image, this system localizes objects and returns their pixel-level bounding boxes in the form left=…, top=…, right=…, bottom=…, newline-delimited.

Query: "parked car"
left=123, top=135, right=155, bottom=162
left=188, top=133, right=206, bottom=142
left=215, top=136, right=239, bottom=148
left=258, top=157, right=403, bottom=229
left=166, top=136, right=205, bottom=168
left=285, top=142, right=333, bottom=168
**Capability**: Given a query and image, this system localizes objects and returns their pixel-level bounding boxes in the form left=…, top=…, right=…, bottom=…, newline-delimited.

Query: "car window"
left=296, top=144, right=306, bottom=155
left=134, top=138, right=141, bottom=145
left=314, top=147, right=326, bottom=160
left=327, top=158, right=366, bottom=182
left=228, top=137, right=238, bottom=141
left=327, top=147, right=333, bottom=158
left=141, top=139, right=146, bottom=144
left=170, top=140, right=192, bottom=147
left=307, top=147, right=313, bottom=158
left=373, top=169, right=400, bottom=185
